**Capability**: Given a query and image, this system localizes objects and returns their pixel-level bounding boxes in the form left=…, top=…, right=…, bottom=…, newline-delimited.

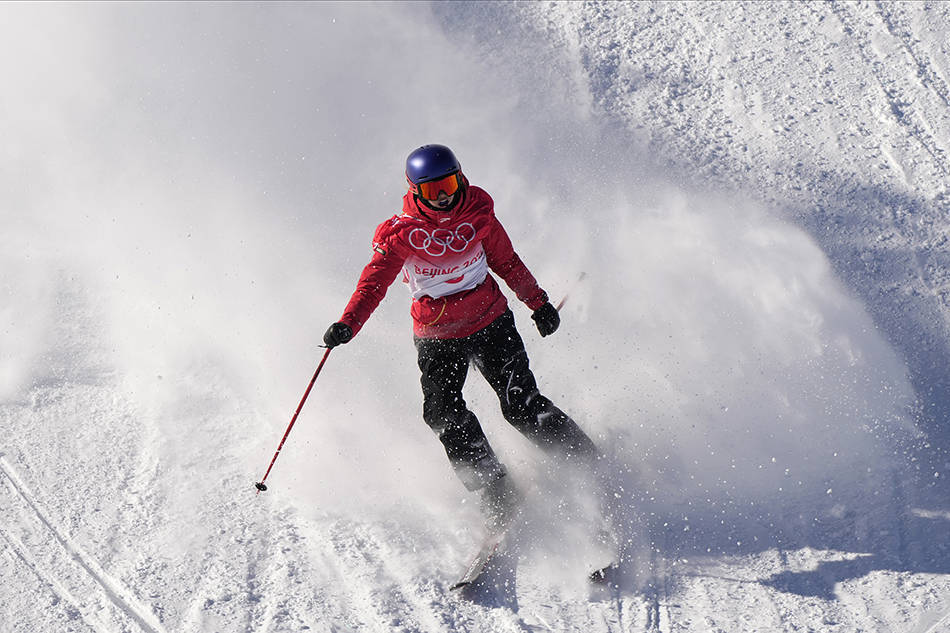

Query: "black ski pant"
left=414, top=309, right=599, bottom=491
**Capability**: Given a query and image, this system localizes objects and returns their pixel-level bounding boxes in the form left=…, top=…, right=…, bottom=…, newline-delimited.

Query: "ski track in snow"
left=829, top=1, right=950, bottom=180
left=0, top=456, right=165, bottom=633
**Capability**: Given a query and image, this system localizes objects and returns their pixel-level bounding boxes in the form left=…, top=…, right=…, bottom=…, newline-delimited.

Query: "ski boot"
left=479, top=473, right=522, bottom=534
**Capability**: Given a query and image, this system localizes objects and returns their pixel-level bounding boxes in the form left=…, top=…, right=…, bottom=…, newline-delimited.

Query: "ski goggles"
left=415, top=172, right=461, bottom=201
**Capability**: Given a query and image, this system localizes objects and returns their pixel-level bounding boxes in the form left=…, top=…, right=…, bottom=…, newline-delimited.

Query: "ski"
left=450, top=530, right=508, bottom=591
left=589, top=562, right=621, bottom=587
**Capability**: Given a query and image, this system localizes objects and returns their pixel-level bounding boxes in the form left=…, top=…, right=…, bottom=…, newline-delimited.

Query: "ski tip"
left=589, top=563, right=621, bottom=587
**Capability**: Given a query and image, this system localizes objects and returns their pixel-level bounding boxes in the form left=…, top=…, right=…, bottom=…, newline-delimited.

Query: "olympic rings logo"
left=408, top=223, right=477, bottom=256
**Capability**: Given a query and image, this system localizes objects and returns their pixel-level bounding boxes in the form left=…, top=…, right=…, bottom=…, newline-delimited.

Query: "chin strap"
left=417, top=194, right=463, bottom=215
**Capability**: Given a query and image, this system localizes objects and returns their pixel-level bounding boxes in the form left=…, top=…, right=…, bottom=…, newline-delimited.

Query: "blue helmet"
left=405, top=144, right=461, bottom=187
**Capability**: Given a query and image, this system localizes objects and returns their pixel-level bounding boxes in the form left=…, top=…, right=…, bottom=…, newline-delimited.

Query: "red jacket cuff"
left=525, top=291, right=549, bottom=312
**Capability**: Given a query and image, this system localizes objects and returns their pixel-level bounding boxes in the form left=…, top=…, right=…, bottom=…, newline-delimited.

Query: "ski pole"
left=555, top=271, right=587, bottom=311
left=254, top=346, right=332, bottom=493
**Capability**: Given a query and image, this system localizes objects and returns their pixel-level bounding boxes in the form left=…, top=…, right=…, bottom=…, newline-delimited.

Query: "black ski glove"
left=531, top=302, right=560, bottom=337
left=323, top=322, right=353, bottom=348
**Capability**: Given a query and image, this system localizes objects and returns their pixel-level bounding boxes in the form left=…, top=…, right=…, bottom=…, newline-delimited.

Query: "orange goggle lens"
left=416, top=173, right=460, bottom=200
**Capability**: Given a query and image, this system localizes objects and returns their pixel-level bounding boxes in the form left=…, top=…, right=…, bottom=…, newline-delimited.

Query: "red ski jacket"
left=339, top=185, right=549, bottom=339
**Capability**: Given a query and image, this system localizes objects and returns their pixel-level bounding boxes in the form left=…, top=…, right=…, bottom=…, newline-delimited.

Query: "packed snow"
left=2, top=2, right=949, bottom=632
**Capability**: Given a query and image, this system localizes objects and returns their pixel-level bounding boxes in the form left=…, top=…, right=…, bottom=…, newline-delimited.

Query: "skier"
left=323, top=144, right=601, bottom=530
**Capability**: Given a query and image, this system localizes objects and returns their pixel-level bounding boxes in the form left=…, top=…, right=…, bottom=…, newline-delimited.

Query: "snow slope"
left=2, top=2, right=949, bottom=632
